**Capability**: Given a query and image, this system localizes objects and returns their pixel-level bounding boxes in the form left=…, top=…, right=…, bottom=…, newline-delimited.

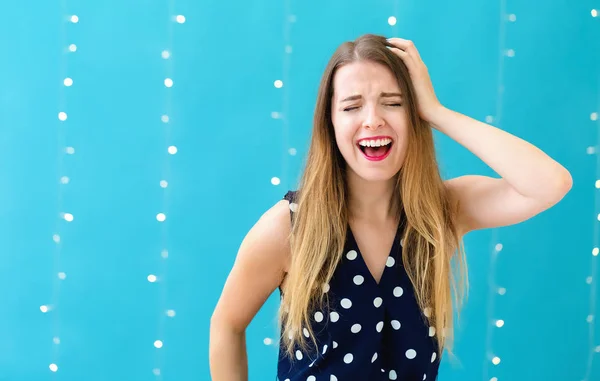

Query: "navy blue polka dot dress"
left=277, top=190, right=441, bottom=381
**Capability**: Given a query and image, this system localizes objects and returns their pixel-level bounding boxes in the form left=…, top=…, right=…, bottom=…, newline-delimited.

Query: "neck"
left=346, top=172, right=399, bottom=223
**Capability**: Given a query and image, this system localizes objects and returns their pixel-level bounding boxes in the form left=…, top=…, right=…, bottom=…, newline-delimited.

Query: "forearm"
left=209, top=324, right=248, bottom=381
left=428, top=106, right=572, bottom=201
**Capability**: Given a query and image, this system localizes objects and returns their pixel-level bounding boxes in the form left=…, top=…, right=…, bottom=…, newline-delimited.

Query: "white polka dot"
left=307, top=376, right=316, bottom=381
left=431, top=352, right=437, bottom=363
left=376, top=321, right=384, bottom=332
left=389, top=370, right=398, bottom=380
left=371, top=352, right=378, bottom=363
left=303, top=328, right=310, bottom=338
left=322, top=344, right=328, bottom=354
left=406, top=349, right=417, bottom=359
left=322, top=283, right=330, bottom=293
left=429, top=326, right=436, bottom=337
left=351, top=323, right=361, bottom=333
left=340, top=298, right=352, bottom=309
left=393, top=286, right=404, bottom=297
left=330, top=311, right=339, bottom=322
left=386, top=256, right=395, bottom=267
left=346, top=250, right=357, bottom=260
left=391, top=320, right=401, bottom=330
left=314, top=311, right=324, bottom=322
left=289, top=202, right=298, bottom=212
left=330, top=376, right=337, bottom=381
left=343, top=353, right=353, bottom=364
left=333, top=341, right=338, bottom=348
left=423, top=374, right=427, bottom=380
left=296, top=350, right=303, bottom=360
left=424, top=307, right=432, bottom=317
left=373, top=297, right=383, bottom=308
left=353, top=275, right=364, bottom=285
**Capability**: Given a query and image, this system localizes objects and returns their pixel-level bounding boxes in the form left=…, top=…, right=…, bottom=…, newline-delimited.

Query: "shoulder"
left=248, top=192, right=295, bottom=273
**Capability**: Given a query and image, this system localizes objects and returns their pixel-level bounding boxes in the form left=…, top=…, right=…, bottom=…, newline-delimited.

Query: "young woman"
left=209, top=34, right=572, bottom=381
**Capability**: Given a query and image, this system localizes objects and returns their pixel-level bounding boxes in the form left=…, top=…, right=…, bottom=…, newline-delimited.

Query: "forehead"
left=332, top=61, right=400, bottom=100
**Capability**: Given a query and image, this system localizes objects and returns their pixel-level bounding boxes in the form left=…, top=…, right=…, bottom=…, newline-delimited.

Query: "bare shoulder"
left=210, top=199, right=292, bottom=333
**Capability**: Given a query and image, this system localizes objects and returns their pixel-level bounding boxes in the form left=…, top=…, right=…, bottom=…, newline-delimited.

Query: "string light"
left=149, top=2, right=183, bottom=378
left=482, top=2, right=512, bottom=380
left=583, top=7, right=600, bottom=379
left=262, top=0, right=294, bottom=348
left=47, top=3, right=80, bottom=374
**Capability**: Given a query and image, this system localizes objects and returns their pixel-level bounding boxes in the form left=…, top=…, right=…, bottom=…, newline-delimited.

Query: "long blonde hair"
left=278, top=33, right=468, bottom=362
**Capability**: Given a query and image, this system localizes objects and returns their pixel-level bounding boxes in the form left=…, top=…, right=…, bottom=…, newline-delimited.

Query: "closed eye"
left=343, top=103, right=402, bottom=112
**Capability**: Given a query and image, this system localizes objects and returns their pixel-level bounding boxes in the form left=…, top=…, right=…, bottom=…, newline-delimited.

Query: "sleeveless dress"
left=276, top=190, right=441, bottom=381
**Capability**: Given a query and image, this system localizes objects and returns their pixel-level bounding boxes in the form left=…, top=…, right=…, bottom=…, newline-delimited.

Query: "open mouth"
left=358, top=140, right=393, bottom=160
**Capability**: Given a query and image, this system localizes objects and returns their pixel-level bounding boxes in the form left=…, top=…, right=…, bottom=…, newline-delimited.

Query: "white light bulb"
left=40, top=305, right=49, bottom=313
left=63, top=213, right=74, bottom=222
left=592, top=9, right=598, bottom=17
left=70, top=15, right=79, bottom=23
left=492, top=356, right=501, bottom=365
left=593, top=247, right=599, bottom=256
left=274, top=80, right=283, bottom=88
left=168, top=146, right=177, bottom=155
left=271, top=177, right=281, bottom=186
left=161, top=115, right=169, bottom=123
left=592, top=112, right=598, bottom=121
left=58, top=112, right=67, bottom=121
left=263, top=337, right=273, bottom=345
left=508, top=14, right=517, bottom=22
left=160, top=180, right=168, bottom=188
left=58, top=272, right=66, bottom=280
left=176, top=15, right=186, bottom=23
left=154, top=340, right=163, bottom=348
left=49, top=363, right=58, bottom=372
left=156, top=213, right=166, bottom=222
left=161, top=50, right=170, bottom=59
left=495, top=319, right=504, bottom=327
left=148, top=274, right=157, bottom=282
left=495, top=243, right=503, bottom=251
left=388, top=16, right=397, bottom=26
left=68, top=44, right=77, bottom=52
left=164, top=78, right=173, bottom=87
left=166, top=309, right=176, bottom=317
left=64, top=78, right=73, bottom=87
left=66, top=147, right=75, bottom=154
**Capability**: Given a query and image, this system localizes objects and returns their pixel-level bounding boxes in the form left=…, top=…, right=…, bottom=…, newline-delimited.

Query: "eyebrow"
left=339, top=92, right=403, bottom=103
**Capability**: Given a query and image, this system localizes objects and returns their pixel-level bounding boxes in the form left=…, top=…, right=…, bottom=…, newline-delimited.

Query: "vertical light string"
left=389, top=0, right=399, bottom=34
left=150, top=2, right=184, bottom=378
left=46, top=2, right=78, bottom=375
left=482, top=2, right=514, bottom=381
left=585, top=8, right=600, bottom=381
left=270, top=0, right=295, bottom=189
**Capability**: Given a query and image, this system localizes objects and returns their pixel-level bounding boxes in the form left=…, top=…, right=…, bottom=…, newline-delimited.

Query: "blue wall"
left=0, top=0, right=598, bottom=380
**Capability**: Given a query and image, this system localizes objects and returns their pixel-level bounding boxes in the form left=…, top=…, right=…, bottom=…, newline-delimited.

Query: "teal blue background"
left=0, top=0, right=598, bottom=380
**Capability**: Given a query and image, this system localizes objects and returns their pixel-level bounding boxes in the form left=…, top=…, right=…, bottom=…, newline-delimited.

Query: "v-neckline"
left=347, top=219, right=402, bottom=286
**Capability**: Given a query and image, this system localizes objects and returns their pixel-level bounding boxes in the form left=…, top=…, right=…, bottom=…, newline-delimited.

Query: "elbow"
left=546, top=168, right=573, bottom=206
left=558, top=168, right=573, bottom=196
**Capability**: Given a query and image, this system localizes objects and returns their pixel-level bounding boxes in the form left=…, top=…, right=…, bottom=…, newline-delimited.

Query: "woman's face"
left=331, top=60, right=409, bottom=183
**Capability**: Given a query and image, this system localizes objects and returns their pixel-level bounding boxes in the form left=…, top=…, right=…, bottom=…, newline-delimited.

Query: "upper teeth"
left=359, top=138, right=392, bottom=147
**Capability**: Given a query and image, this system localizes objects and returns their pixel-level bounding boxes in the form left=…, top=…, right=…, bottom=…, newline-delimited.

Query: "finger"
left=387, top=46, right=415, bottom=70
left=387, top=38, right=422, bottom=61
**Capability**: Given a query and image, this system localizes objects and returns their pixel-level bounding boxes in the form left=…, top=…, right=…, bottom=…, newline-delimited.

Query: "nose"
left=362, top=106, right=384, bottom=130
